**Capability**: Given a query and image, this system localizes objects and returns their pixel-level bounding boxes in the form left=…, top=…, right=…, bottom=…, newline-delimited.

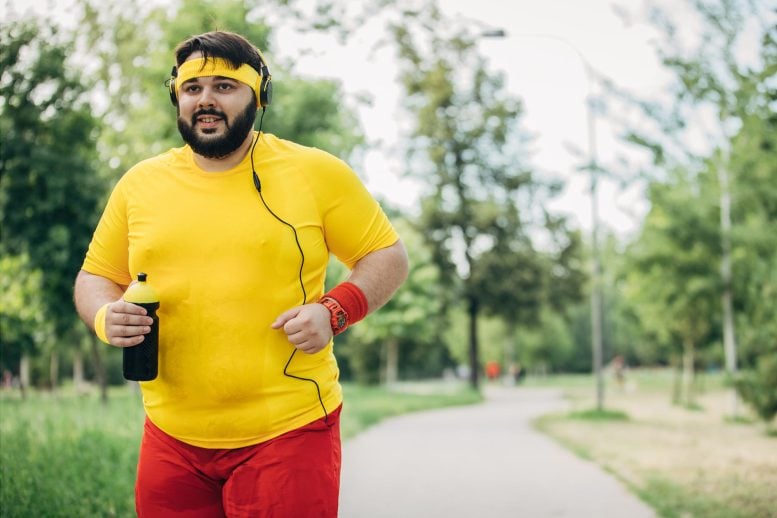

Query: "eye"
left=216, top=82, right=236, bottom=91
left=182, top=83, right=201, bottom=94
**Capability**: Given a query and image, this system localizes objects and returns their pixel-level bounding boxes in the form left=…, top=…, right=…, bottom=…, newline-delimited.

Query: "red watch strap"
left=319, top=296, right=348, bottom=335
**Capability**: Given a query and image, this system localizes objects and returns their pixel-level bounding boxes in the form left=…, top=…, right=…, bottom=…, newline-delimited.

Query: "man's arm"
left=74, top=270, right=152, bottom=347
left=272, top=239, right=409, bottom=353
left=344, top=239, right=409, bottom=312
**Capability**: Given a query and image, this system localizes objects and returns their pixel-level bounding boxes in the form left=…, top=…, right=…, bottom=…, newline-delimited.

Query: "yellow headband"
left=175, top=57, right=262, bottom=105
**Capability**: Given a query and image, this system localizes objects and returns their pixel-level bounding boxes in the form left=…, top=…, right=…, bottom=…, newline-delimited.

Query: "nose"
left=197, top=85, right=216, bottom=107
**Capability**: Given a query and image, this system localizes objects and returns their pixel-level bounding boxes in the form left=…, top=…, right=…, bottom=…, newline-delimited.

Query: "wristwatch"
left=319, top=296, right=349, bottom=335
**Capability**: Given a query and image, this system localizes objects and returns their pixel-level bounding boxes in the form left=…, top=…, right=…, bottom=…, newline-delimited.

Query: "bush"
left=735, top=352, right=777, bottom=424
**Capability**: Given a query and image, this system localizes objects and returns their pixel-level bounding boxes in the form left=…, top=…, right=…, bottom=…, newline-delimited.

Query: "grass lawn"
left=529, top=370, right=777, bottom=518
left=0, top=381, right=481, bottom=517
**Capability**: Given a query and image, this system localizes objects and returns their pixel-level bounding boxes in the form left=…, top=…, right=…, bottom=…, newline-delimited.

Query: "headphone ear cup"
left=168, top=66, right=178, bottom=107
left=259, top=64, right=272, bottom=108
left=169, top=79, right=178, bottom=106
left=259, top=76, right=272, bottom=107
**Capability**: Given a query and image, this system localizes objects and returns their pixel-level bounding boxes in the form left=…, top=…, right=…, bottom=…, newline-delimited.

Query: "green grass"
left=532, top=370, right=777, bottom=518
left=0, top=388, right=144, bottom=517
left=522, top=368, right=731, bottom=394
left=567, top=408, right=630, bottom=421
left=0, top=382, right=480, bottom=517
left=636, top=477, right=750, bottom=518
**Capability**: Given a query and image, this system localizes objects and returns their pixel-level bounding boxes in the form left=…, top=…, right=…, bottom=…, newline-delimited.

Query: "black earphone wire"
left=249, top=115, right=329, bottom=426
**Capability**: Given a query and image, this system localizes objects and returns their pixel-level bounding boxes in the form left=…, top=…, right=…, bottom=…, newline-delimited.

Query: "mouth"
left=193, top=112, right=226, bottom=130
left=196, top=116, right=223, bottom=129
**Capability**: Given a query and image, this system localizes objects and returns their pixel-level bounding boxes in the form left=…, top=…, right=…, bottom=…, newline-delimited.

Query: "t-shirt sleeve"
left=81, top=177, right=133, bottom=286
left=312, top=153, right=399, bottom=269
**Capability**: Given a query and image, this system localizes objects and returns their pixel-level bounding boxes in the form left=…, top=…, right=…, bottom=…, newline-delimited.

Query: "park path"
left=339, top=386, right=655, bottom=518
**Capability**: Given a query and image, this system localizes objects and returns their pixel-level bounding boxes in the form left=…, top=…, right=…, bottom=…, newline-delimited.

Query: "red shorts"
left=135, top=406, right=342, bottom=518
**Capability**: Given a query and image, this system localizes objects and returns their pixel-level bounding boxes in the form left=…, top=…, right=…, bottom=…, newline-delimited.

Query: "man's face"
left=176, top=54, right=257, bottom=159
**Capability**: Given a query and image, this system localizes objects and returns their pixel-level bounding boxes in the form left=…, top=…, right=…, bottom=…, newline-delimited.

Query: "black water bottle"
left=122, top=272, right=160, bottom=381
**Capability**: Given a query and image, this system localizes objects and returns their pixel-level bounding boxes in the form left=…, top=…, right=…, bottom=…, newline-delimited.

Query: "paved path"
left=340, top=386, right=655, bottom=518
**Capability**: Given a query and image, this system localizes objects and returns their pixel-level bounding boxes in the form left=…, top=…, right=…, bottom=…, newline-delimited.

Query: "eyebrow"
left=180, top=75, right=240, bottom=86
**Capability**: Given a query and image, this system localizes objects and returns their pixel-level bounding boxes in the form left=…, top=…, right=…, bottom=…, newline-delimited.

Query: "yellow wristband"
left=94, top=303, right=110, bottom=344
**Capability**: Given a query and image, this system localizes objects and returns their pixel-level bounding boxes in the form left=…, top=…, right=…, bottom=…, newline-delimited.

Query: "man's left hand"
left=271, top=303, right=333, bottom=354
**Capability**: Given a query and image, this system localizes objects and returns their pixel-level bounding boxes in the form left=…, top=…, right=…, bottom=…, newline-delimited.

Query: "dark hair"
left=174, top=31, right=264, bottom=73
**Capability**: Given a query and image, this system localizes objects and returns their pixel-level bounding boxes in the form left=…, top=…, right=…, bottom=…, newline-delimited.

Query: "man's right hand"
left=103, top=300, right=153, bottom=347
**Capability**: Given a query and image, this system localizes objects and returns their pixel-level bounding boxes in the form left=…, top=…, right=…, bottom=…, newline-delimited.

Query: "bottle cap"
left=124, top=272, right=159, bottom=304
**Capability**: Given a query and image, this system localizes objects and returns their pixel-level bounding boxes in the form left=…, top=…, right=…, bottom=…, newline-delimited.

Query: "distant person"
left=456, top=363, right=471, bottom=381
left=611, top=355, right=626, bottom=389
left=73, top=30, right=408, bottom=517
left=2, top=370, right=12, bottom=390
left=509, top=362, right=525, bottom=384
left=485, top=360, right=501, bottom=381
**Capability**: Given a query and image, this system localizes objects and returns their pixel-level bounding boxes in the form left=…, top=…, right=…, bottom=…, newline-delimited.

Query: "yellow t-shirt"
left=82, top=133, right=398, bottom=448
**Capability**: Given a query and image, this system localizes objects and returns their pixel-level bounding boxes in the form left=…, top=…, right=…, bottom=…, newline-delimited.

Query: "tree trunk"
left=467, top=296, right=480, bottom=390
left=504, top=320, right=517, bottom=385
left=671, top=353, right=681, bottom=405
left=718, top=151, right=739, bottom=418
left=73, top=348, right=85, bottom=393
left=49, top=350, right=59, bottom=390
left=90, top=335, right=109, bottom=404
left=384, top=338, right=399, bottom=386
left=682, top=338, right=696, bottom=407
left=19, top=354, right=30, bottom=399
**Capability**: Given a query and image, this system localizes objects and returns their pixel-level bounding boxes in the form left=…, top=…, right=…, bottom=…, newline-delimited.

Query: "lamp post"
left=480, top=29, right=605, bottom=410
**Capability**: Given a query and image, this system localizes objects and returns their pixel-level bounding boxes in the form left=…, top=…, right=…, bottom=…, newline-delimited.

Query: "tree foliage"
left=735, top=353, right=777, bottom=425
left=0, top=19, right=104, bottom=347
left=614, top=0, right=776, bottom=415
left=0, top=254, right=52, bottom=373
left=623, top=169, right=722, bottom=404
left=342, top=217, right=449, bottom=384
left=391, top=4, right=585, bottom=388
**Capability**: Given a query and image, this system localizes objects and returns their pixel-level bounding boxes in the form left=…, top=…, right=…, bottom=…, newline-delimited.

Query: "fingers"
left=271, top=307, right=300, bottom=329
left=273, top=304, right=332, bottom=354
left=105, top=301, right=154, bottom=348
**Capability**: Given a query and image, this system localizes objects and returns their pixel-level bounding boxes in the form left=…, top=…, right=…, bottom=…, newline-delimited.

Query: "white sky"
left=273, top=0, right=674, bottom=238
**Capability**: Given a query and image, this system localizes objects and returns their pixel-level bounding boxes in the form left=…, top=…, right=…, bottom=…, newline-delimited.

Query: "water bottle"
left=122, top=272, right=160, bottom=381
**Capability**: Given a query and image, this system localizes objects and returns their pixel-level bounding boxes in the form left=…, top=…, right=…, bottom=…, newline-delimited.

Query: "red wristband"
left=320, top=281, right=368, bottom=335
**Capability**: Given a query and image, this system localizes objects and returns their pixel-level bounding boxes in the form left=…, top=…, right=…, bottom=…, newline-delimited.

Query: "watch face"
left=321, top=297, right=348, bottom=334
left=336, top=314, right=347, bottom=328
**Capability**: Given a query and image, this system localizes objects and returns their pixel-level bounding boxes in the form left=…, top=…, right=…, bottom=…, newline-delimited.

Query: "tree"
left=0, top=254, right=52, bottom=395
left=725, top=29, right=777, bottom=422
left=391, top=5, right=573, bottom=389
left=623, top=170, right=721, bottom=406
left=342, top=217, right=446, bottom=384
left=0, top=18, right=104, bottom=389
left=735, top=354, right=777, bottom=429
left=616, top=0, right=776, bottom=414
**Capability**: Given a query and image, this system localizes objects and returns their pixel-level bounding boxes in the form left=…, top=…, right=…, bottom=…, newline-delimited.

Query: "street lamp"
left=480, top=29, right=605, bottom=410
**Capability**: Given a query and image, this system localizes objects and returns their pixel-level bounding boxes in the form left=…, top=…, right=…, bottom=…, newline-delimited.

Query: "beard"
left=177, top=100, right=257, bottom=159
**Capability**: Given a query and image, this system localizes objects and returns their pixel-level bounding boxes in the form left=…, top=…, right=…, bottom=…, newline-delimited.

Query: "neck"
left=192, top=132, right=256, bottom=172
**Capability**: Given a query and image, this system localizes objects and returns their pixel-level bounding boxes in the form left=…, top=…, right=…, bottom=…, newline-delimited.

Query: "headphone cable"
left=249, top=127, right=329, bottom=427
